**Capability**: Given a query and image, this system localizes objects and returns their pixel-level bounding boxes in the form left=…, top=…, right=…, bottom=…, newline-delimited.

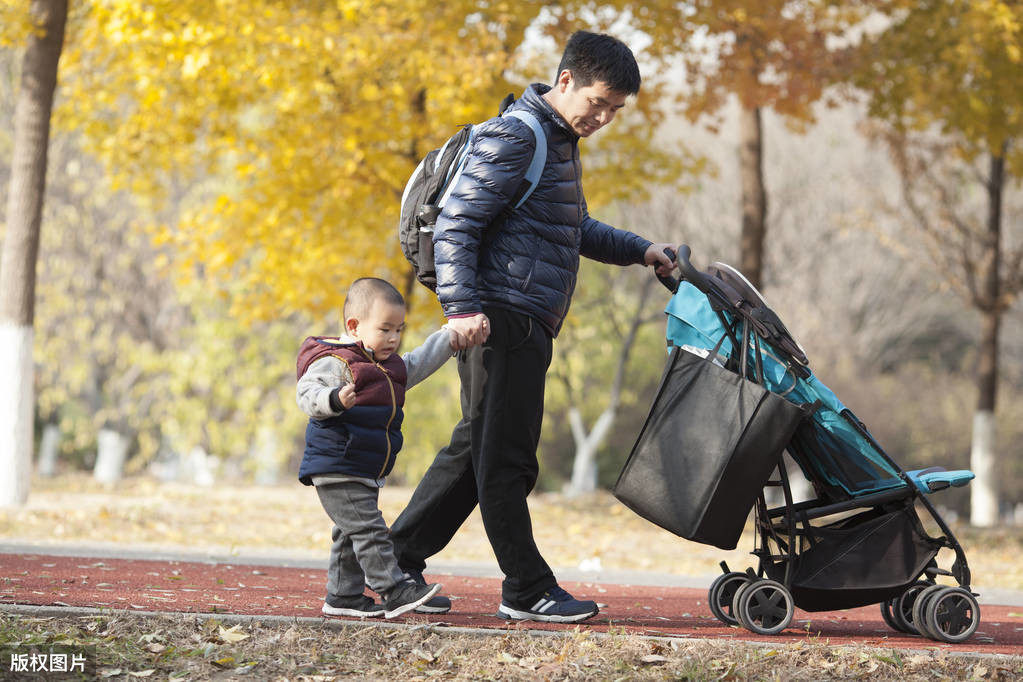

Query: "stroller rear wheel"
left=708, top=572, right=748, bottom=626
left=893, top=580, right=932, bottom=635
left=734, top=579, right=794, bottom=635
left=880, top=598, right=907, bottom=633
left=925, top=587, right=980, bottom=643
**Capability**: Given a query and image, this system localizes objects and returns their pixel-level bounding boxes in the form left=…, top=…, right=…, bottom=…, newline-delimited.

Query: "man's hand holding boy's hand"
left=446, top=314, right=490, bottom=350
left=644, top=243, right=677, bottom=278
left=444, top=324, right=471, bottom=351
left=338, top=384, right=357, bottom=409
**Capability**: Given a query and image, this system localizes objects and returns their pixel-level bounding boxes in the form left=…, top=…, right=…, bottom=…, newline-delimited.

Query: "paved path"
left=3, top=547, right=1022, bottom=657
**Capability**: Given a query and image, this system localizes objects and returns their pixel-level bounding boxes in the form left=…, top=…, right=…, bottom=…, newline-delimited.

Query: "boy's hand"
left=338, top=384, right=357, bottom=409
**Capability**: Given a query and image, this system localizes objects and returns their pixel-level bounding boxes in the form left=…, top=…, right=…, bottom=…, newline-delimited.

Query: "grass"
left=2, top=474, right=1023, bottom=680
left=2, top=611, right=1021, bottom=681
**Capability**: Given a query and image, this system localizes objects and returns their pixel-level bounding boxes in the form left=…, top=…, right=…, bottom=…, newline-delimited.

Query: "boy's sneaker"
left=383, top=579, right=442, bottom=619
left=496, top=585, right=598, bottom=623
left=405, top=569, right=453, bottom=614
left=322, top=594, right=384, bottom=618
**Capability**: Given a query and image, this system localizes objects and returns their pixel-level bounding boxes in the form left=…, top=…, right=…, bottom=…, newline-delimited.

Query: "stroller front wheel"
left=925, top=587, right=980, bottom=643
left=735, top=579, right=794, bottom=635
left=912, top=584, right=948, bottom=640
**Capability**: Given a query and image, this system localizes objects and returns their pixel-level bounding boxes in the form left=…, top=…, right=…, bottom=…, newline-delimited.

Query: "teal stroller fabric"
left=664, top=281, right=973, bottom=498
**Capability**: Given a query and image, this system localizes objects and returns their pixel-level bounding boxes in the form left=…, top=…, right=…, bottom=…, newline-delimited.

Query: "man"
left=391, top=30, right=677, bottom=623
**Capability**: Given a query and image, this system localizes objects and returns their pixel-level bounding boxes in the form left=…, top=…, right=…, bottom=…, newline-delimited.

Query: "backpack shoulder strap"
left=502, top=110, right=547, bottom=209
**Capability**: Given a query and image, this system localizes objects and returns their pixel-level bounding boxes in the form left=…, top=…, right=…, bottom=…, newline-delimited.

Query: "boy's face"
left=346, top=302, right=406, bottom=361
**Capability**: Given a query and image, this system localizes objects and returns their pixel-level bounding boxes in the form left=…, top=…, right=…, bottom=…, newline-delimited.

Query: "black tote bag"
left=614, top=347, right=808, bottom=550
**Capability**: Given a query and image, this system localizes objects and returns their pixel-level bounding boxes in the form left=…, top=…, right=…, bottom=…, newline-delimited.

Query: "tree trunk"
left=36, top=423, right=60, bottom=477
left=0, top=0, right=68, bottom=507
left=253, top=425, right=281, bottom=485
left=739, top=105, right=767, bottom=289
left=564, top=277, right=656, bottom=497
left=969, top=151, right=1004, bottom=527
left=565, top=407, right=613, bottom=495
left=94, top=428, right=130, bottom=485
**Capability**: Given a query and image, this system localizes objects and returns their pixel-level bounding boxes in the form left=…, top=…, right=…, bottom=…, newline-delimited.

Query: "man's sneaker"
left=322, top=594, right=384, bottom=618
left=496, top=585, right=598, bottom=623
left=383, top=579, right=442, bottom=619
left=405, top=569, right=453, bottom=614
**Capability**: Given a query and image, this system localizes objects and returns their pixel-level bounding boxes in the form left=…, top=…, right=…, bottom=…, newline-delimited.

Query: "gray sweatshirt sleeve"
left=296, top=356, right=353, bottom=418
left=403, top=328, right=455, bottom=389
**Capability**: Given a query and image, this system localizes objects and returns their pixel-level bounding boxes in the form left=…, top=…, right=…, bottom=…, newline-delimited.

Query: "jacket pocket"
left=311, top=418, right=352, bottom=458
left=519, top=234, right=541, bottom=291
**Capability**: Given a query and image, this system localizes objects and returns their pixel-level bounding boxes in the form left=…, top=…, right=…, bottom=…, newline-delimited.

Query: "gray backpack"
left=397, top=99, right=547, bottom=291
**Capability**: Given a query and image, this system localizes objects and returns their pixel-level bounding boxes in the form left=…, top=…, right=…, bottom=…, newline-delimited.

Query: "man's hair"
left=556, top=30, right=641, bottom=96
left=343, top=277, right=405, bottom=320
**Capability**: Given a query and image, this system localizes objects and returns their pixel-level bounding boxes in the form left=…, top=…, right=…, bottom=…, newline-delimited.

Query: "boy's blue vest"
left=296, top=337, right=407, bottom=485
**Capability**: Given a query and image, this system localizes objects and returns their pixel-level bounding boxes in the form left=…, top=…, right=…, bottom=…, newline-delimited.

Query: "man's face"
left=556, top=74, right=629, bottom=138
left=347, top=302, right=406, bottom=361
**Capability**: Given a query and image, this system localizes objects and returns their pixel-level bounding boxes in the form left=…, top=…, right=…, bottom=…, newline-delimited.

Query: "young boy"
left=296, top=277, right=457, bottom=618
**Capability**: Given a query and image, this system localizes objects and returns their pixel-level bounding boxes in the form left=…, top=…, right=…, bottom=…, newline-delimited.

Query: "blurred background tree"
left=544, top=0, right=877, bottom=289
left=849, top=0, right=1023, bottom=526
left=0, top=1, right=1020, bottom=526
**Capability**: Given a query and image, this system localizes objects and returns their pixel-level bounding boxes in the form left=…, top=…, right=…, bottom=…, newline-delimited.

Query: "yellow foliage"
left=0, top=1, right=33, bottom=47
left=56, top=1, right=544, bottom=322
left=42, top=1, right=698, bottom=326
left=856, top=0, right=1023, bottom=171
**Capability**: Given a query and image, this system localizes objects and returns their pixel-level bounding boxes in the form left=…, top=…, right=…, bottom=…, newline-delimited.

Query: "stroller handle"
left=657, top=244, right=711, bottom=294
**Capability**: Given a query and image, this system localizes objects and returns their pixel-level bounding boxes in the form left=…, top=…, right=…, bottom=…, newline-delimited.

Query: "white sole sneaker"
left=322, top=602, right=384, bottom=618
left=384, top=583, right=442, bottom=619
left=496, top=601, right=598, bottom=623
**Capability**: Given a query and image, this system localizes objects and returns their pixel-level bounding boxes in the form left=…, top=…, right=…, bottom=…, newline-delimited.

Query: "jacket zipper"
left=360, top=348, right=398, bottom=478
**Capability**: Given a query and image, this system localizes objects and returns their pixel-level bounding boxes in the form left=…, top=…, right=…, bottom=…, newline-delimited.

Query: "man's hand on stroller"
left=645, top=243, right=677, bottom=277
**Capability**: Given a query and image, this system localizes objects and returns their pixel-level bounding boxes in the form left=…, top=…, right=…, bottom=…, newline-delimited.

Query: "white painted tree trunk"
left=565, top=407, right=615, bottom=496
left=0, top=0, right=68, bottom=507
left=36, top=422, right=60, bottom=477
left=0, top=324, right=35, bottom=507
left=562, top=276, right=657, bottom=498
left=969, top=410, right=998, bottom=527
left=94, top=428, right=129, bottom=485
left=253, top=426, right=281, bottom=485
left=185, top=446, right=216, bottom=487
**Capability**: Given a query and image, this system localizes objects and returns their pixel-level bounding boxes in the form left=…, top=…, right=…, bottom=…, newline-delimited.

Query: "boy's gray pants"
left=315, top=481, right=406, bottom=598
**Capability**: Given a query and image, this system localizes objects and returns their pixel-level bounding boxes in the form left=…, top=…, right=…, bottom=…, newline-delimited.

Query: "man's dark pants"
left=389, top=306, right=557, bottom=605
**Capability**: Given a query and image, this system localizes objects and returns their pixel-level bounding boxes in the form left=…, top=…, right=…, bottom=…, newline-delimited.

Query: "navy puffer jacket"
left=433, top=83, right=652, bottom=337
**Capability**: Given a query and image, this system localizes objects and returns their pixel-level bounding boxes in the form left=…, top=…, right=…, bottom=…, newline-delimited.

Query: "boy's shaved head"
left=343, top=277, right=405, bottom=321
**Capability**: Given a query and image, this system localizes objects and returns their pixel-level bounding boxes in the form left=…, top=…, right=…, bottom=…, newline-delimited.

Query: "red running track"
left=2, top=552, right=1022, bottom=656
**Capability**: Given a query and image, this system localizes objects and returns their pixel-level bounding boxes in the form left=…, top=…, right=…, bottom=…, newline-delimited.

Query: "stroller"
left=614, top=245, right=980, bottom=643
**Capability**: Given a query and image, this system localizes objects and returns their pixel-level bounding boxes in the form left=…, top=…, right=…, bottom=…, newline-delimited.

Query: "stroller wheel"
left=708, top=572, right=748, bottom=626
left=925, top=587, right=980, bottom=643
left=880, top=598, right=906, bottom=633
left=893, top=581, right=932, bottom=635
left=912, top=584, right=948, bottom=640
left=735, top=579, right=794, bottom=636
left=731, top=580, right=756, bottom=629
